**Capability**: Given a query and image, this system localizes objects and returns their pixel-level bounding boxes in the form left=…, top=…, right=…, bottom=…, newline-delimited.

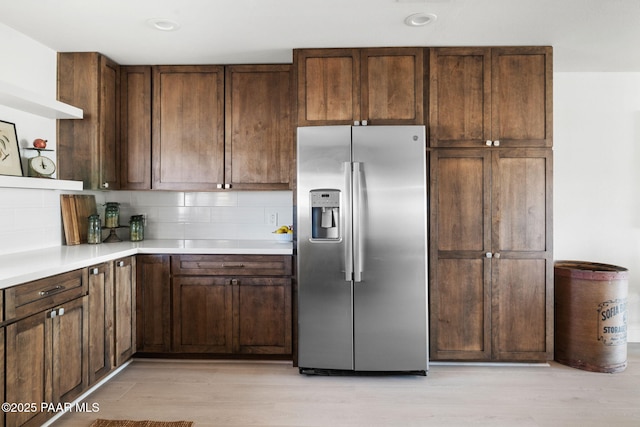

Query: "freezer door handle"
left=353, top=162, right=363, bottom=283
left=344, top=162, right=353, bottom=282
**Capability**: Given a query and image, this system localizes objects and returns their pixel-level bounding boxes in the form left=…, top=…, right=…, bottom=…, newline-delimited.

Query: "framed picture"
left=0, top=120, right=23, bottom=177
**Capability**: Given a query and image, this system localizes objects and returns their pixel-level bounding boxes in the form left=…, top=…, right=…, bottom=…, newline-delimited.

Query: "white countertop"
left=0, top=239, right=293, bottom=289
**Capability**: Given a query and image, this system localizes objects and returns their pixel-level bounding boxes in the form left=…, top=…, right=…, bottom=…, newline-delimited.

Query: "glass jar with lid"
left=129, top=215, right=144, bottom=242
left=87, top=214, right=102, bottom=244
left=105, top=202, right=120, bottom=228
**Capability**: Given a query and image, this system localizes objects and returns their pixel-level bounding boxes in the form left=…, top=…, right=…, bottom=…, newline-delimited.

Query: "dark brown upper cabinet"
left=295, top=47, right=424, bottom=126
left=57, top=52, right=120, bottom=190
left=429, top=46, right=552, bottom=148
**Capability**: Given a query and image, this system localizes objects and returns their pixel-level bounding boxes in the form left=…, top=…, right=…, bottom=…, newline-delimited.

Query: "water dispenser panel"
left=310, top=190, right=340, bottom=240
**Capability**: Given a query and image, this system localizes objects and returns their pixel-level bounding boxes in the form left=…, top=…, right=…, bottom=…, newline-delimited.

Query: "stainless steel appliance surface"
left=297, top=125, right=428, bottom=375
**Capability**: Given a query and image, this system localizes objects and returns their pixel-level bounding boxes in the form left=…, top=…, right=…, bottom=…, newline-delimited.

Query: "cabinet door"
left=57, top=52, right=120, bottom=190
left=152, top=65, right=225, bottom=190
left=120, top=66, right=152, bottom=189
left=53, top=296, right=89, bottom=404
left=88, top=263, right=114, bottom=385
left=429, top=149, right=492, bottom=361
left=491, top=47, right=553, bottom=147
left=6, top=312, right=51, bottom=427
left=100, top=55, right=121, bottom=190
left=295, top=48, right=360, bottom=125
left=429, top=47, right=491, bottom=147
left=172, top=276, right=233, bottom=353
left=491, top=148, right=553, bottom=361
left=136, top=255, right=171, bottom=353
left=233, top=277, right=292, bottom=355
left=225, top=65, right=293, bottom=190
left=360, top=47, right=424, bottom=125
left=430, top=148, right=553, bottom=362
left=114, top=256, right=136, bottom=366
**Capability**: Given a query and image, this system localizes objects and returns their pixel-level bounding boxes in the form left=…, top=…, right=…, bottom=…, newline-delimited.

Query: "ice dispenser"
left=310, top=190, right=340, bottom=240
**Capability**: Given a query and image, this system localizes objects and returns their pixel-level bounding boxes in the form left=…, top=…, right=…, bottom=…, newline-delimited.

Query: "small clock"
left=29, top=154, right=56, bottom=178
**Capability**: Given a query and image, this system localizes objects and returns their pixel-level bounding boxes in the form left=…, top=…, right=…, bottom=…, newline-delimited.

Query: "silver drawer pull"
left=39, top=285, right=65, bottom=296
left=117, top=261, right=125, bottom=267
left=221, top=264, right=245, bottom=268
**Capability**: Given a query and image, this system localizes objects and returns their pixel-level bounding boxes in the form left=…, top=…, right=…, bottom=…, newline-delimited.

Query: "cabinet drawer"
left=171, top=255, right=292, bottom=276
left=5, top=268, right=88, bottom=321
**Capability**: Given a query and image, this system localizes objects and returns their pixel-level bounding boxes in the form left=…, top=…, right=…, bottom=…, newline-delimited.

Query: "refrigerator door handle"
left=353, top=162, right=363, bottom=283
left=344, top=162, right=353, bottom=282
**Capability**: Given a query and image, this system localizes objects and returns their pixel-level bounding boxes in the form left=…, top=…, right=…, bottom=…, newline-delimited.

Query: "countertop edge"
left=0, top=239, right=293, bottom=290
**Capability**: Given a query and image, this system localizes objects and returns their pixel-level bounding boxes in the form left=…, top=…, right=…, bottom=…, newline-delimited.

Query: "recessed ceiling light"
left=404, top=13, right=437, bottom=27
left=147, top=18, right=181, bottom=32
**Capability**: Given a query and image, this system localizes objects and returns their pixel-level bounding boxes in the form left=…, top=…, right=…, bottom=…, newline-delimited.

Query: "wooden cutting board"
left=61, top=194, right=97, bottom=245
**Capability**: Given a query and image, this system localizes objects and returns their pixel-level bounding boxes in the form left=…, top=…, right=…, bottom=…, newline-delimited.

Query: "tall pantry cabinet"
left=428, top=46, right=553, bottom=362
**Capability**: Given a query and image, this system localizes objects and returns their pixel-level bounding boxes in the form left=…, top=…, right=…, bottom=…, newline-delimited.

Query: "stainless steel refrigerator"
left=297, top=125, right=428, bottom=375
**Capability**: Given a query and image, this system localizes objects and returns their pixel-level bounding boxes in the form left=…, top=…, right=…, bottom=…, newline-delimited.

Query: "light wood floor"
left=53, top=344, right=640, bottom=427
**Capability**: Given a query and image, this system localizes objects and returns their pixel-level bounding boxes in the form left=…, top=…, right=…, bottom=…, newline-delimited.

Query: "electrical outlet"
left=266, top=209, right=278, bottom=226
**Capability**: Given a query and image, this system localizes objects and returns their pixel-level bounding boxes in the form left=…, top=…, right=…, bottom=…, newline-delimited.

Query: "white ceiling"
left=1, top=0, right=639, bottom=72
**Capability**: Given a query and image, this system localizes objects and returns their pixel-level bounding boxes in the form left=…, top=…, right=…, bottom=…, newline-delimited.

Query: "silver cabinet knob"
left=486, top=140, right=492, bottom=146
left=494, top=253, right=501, bottom=259
left=493, top=140, right=500, bottom=147
left=103, top=182, right=109, bottom=188
left=362, top=120, right=368, bottom=126
left=486, top=252, right=493, bottom=258
left=91, top=267, right=99, bottom=275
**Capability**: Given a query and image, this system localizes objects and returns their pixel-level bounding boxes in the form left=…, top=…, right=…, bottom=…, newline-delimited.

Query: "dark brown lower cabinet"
left=172, top=275, right=292, bottom=355
left=114, top=256, right=136, bottom=365
left=138, top=254, right=293, bottom=357
left=5, top=296, right=88, bottom=427
left=172, top=276, right=233, bottom=353
left=136, top=255, right=171, bottom=353
left=88, top=262, right=114, bottom=385
left=234, top=277, right=292, bottom=355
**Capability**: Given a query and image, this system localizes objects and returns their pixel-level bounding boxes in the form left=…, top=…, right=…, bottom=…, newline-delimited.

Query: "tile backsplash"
left=0, top=188, right=293, bottom=256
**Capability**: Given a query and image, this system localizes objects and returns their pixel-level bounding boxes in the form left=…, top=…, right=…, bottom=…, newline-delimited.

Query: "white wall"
left=0, top=23, right=62, bottom=253
left=554, top=73, right=640, bottom=342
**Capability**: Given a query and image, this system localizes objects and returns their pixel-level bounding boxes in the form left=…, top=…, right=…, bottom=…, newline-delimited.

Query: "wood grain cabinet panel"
left=57, top=52, right=120, bottom=189
left=429, top=46, right=552, bottom=148
left=120, top=66, right=152, bottom=189
left=52, top=296, right=89, bottom=404
left=295, top=47, right=424, bottom=126
left=172, top=276, right=233, bottom=353
left=429, top=148, right=553, bottom=362
left=152, top=65, right=225, bottom=190
left=234, top=277, right=292, bottom=354
left=136, top=255, right=171, bottom=353
left=88, top=262, right=114, bottom=385
left=360, top=48, right=424, bottom=125
left=167, top=255, right=293, bottom=357
left=225, top=64, right=294, bottom=190
left=5, top=294, right=88, bottom=427
left=295, top=48, right=360, bottom=125
left=114, top=256, right=136, bottom=366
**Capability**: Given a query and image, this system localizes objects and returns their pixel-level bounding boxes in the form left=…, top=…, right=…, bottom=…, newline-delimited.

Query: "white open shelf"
left=0, top=80, right=83, bottom=119
left=0, top=175, right=83, bottom=191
